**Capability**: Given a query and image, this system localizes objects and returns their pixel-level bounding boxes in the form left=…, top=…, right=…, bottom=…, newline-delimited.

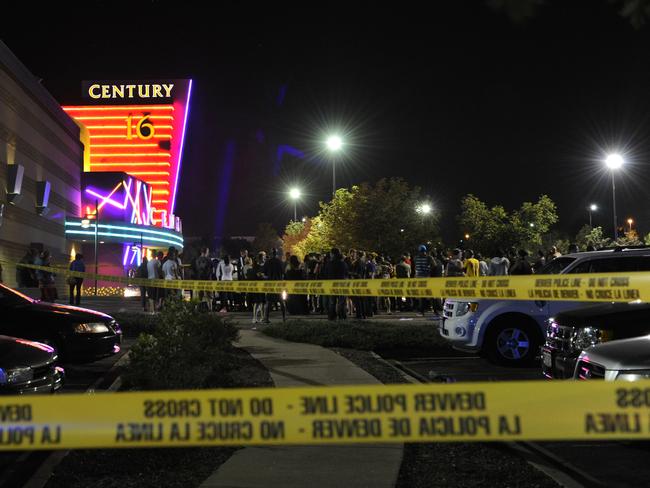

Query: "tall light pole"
left=289, top=187, right=301, bottom=222
left=627, top=218, right=634, bottom=234
left=326, top=135, right=343, bottom=197
left=605, top=154, right=624, bottom=239
left=94, top=199, right=99, bottom=296
left=588, top=203, right=598, bottom=228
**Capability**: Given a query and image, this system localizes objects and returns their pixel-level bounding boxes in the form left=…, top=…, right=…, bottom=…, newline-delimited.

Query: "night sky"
left=5, top=1, right=650, bottom=244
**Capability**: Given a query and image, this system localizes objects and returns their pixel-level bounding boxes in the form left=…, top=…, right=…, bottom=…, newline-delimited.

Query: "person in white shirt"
left=162, top=248, right=180, bottom=301
left=216, top=255, right=234, bottom=312
left=146, top=251, right=163, bottom=313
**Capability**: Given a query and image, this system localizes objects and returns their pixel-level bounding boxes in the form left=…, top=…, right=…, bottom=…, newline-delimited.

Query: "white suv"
left=439, top=247, right=650, bottom=365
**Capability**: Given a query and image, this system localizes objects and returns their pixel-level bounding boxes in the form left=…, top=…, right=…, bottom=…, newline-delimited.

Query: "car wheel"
left=484, top=318, right=541, bottom=366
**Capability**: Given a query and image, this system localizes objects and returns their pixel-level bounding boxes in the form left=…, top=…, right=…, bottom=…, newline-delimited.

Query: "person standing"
left=147, top=251, right=163, bottom=313
left=285, top=255, right=308, bottom=315
left=68, top=254, right=85, bottom=305
left=262, top=248, right=285, bottom=323
left=446, top=249, right=465, bottom=277
left=476, top=253, right=489, bottom=277
left=488, top=249, right=510, bottom=276
left=216, top=255, right=234, bottom=312
left=463, top=249, right=480, bottom=277
left=162, top=248, right=180, bottom=303
left=249, top=253, right=266, bottom=326
left=510, top=249, right=533, bottom=275
left=413, top=245, right=434, bottom=315
left=325, top=248, right=348, bottom=320
left=36, top=250, right=57, bottom=302
left=532, top=250, right=546, bottom=273
left=193, top=247, right=213, bottom=310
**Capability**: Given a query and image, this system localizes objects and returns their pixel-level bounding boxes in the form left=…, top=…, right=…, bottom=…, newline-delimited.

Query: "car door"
left=0, top=289, right=32, bottom=338
left=549, top=256, right=650, bottom=316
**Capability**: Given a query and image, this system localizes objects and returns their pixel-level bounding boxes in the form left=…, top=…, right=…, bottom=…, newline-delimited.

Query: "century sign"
left=87, top=83, right=174, bottom=100
left=82, top=80, right=175, bottom=101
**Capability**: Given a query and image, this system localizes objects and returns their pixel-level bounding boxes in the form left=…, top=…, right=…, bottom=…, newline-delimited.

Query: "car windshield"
left=0, top=284, right=35, bottom=307
left=537, top=256, right=576, bottom=275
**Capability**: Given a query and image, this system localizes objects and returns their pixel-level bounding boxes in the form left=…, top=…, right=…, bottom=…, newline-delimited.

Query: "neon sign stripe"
left=90, top=162, right=171, bottom=167
left=66, top=230, right=183, bottom=247
left=90, top=143, right=159, bottom=148
left=66, top=221, right=183, bottom=241
left=91, top=153, right=171, bottom=157
left=171, top=79, right=192, bottom=213
left=85, top=125, right=174, bottom=129
left=130, top=171, right=170, bottom=176
left=63, top=105, right=174, bottom=111
left=75, top=116, right=174, bottom=121
left=89, top=135, right=171, bottom=139
left=152, top=190, right=169, bottom=195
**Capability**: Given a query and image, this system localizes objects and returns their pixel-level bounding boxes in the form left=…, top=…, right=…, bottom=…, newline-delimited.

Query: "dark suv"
left=542, top=302, right=650, bottom=379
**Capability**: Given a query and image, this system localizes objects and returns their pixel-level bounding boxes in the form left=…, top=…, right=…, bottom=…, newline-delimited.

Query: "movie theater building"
left=62, top=79, right=189, bottom=294
left=0, top=40, right=82, bottom=290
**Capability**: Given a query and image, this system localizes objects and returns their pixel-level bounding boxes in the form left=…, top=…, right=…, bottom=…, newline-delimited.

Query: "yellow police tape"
left=2, top=380, right=650, bottom=449
left=9, top=262, right=650, bottom=302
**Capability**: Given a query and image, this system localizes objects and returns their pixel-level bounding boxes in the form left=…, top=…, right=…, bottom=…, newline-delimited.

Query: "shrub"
left=122, top=300, right=240, bottom=390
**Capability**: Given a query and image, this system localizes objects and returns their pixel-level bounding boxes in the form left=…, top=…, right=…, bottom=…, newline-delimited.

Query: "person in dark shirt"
left=324, top=248, right=348, bottom=320
left=262, top=248, right=285, bottom=323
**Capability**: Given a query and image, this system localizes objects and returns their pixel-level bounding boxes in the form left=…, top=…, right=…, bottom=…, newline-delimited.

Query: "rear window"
left=537, top=256, right=575, bottom=274
left=568, top=256, right=650, bottom=274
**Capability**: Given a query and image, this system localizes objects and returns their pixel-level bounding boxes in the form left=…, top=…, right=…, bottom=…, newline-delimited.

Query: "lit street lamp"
left=464, top=233, right=470, bottom=240
left=605, top=154, right=624, bottom=239
left=588, top=203, right=598, bottom=228
left=289, top=187, right=301, bottom=221
left=326, top=135, right=343, bottom=197
left=417, top=203, right=432, bottom=215
left=80, top=200, right=100, bottom=295
left=627, top=218, right=634, bottom=233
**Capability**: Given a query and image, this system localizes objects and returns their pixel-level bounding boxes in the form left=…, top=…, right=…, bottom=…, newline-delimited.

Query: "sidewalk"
left=200, top=330, right=404, bottom=488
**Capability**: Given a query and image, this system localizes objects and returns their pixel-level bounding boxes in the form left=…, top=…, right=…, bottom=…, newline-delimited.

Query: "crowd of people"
left=9, top=241, right=586, bottom=322
left=155, top=242, right=580, bottom=325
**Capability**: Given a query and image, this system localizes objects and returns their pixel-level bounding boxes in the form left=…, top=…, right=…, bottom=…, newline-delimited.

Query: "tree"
left=289, top=178, right=439, bottom=259
left=458, top=194, right=559, bottom=255
left=252, top=223, right=281, bottom=254
left=281, top=219, right=312, bottom=259
left=575, top=225, right=609, bottom=250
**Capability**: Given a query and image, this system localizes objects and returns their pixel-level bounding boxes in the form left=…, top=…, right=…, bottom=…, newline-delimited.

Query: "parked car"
left=439, top=246, right=650, bottom=365
left=543, top=302, right=650, bottom=379
left=0, top=284, right=122, bottom=362
left=0, top=335, right=64, bottom=394
left=574, top=334, right=650, bottom=381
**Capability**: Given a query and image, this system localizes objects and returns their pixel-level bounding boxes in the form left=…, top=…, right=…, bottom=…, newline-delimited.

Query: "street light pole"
left=326, top=135, right=342, bottom=197
left=605, top=154, right=624, bottom=240
left=612, top=172, right=618, bottom=239
left=94, top=199, right=98, bottom=296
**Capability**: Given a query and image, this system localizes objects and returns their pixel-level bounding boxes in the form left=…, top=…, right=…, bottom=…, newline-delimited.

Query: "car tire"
left=484, top=317, right=541, bottom=366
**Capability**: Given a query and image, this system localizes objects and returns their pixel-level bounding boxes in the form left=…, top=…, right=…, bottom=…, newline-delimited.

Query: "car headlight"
left=571, top=327, right=611, bottom=352
left=0, top=367, right=34, bottom=385
left=73, top=322, right=110, bottom=334
left=455, top=302, right=479, bottom=317
left=616, top=371, right=650, bottom=381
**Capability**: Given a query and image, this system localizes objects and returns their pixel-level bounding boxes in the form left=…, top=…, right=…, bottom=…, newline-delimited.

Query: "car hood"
left=32, top=301, right=113, bottom=322
left=554, top=302, right=650, bottom=329
left=0, top=335, right=56, bottom=368
left=583, top=335, right=650, bottom=370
